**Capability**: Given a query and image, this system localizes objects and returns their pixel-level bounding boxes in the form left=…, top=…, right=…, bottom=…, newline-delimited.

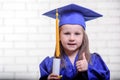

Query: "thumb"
left=82, top=52, right=86, bottom=60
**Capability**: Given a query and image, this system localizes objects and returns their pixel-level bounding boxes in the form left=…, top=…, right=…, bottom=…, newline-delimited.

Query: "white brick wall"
left=0, top=0, right=120, bottom=80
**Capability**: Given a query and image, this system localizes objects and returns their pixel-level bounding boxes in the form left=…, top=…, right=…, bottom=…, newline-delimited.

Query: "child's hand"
left=76, top=52, right=88, bottom=72
left=47, top=73, right=61, bottom=80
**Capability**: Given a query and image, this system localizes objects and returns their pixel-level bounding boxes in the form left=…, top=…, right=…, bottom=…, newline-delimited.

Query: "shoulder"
left=91, top=52, right=102, bottom=59
left=88, top=53, right=110, bottom=79
left=90, top=52, right=104, bottom=64
left=39, top=56, right=54, bottom=77
left=42, top=56, right=53, bottom=62
left=40, top=56, right=54, bottom=67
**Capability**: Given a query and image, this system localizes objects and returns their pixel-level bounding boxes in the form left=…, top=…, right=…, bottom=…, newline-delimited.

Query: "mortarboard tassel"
left=55, top=9, right=60, bottom=58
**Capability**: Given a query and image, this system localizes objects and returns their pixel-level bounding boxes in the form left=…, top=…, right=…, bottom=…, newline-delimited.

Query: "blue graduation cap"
left=43, top=4, right=102, bottom=30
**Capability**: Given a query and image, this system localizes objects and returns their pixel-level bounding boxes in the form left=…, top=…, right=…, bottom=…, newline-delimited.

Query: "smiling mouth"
left=68, top=43, right=76, bottom=45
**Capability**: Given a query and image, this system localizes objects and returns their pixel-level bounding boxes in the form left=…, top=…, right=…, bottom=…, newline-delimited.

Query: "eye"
left=75, top=32, right=81, bottom=35
left=64, top=32, right=70, bottom=35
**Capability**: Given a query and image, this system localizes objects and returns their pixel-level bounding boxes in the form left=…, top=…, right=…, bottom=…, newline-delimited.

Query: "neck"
left=64, top=50, right=79, bottom=65
left=64, top=49, right=79, bottom=56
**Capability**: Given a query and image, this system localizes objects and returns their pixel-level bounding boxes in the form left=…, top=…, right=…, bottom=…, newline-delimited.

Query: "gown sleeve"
left=39, top=56, right=53, bottom=80
left=88, top=53, right=110, bottom=80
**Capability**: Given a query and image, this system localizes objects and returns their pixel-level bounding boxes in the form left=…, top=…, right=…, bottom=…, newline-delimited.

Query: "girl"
left=39, top=4, right=110, bottom=80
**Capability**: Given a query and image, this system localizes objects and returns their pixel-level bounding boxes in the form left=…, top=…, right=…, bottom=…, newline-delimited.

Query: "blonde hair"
left=78, top=29, right=90, bottom=62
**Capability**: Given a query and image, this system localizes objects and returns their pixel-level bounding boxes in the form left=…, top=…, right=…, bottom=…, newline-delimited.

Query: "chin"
left=67, top=48, right=77, bottom=52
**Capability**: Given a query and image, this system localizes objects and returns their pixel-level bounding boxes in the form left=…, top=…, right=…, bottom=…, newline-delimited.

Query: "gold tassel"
left=55, top=9, right=60, bottom=58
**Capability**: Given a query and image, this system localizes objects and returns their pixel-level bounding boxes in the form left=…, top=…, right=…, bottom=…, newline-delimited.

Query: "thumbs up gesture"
left=76, top=52, right=88, bottom=72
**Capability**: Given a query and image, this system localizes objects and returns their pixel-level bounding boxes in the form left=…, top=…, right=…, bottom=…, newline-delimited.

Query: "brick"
left=16, top=57, right=38, bottom=64
left=4, top=18, right=26, bottom=26
left=97, top=47, right=120, bottom=56
left=107, top=48, right=120, bottom=56
left=37, top=41, right=55, bottom=48
left=0, top=57, right=14, bottom=64
left=15, top=72, right=38, bottom=79
left=14, top=42, right=37, bottom=48
left=3, top=2, right=25, bottom=10
left=0, top=10, right=15, bottom=18
left=38, top=26, right=55, bottom=34
left=0, top=2, right=2, bottom=9
left=89, top=32, right=120, bottom=41
left=108, top=41, right=120, bottom=48
left=4, top=65, right=27, bottom=72
left=110, top=71, right=120, bottom=80
left=99, top=17, right=120, bottom=24
left=27, top=18, right=42, bottom=26
left=28, top=65, right=38, bottom=72
left=0, top=72, right=14, bottom=79
left=15, top=10, right=38, bottom=18
left=38, top=4, right=50, bottom=14
left=109, top=56, right=120, bottom=63
left=4, top=49, right=27, bottom=57
left=86, top=25, right=107, bottom=33
left=0, top=65, right=3, bottom=72
left=108, top=64, right=120, bottom=72
left=0, top=18, right=3, bottom=25
left=0, top=26, right=14, bottom=34
left=98, top=2, right=120, bottom=9
left=0, top=34, right=4, bottom=41
left=14, top=26, right=37, bottom=33
left=28, top=34, right=51, bottom=41
left=27, top=48, right=54, bottom=56
left=0, top=41, right=13, bottom=48
left=5, top=34, right=27, bottom=41
left=0, top=49, right=3, bottom=56
left=26, top=3, right=40, bottom=10
left=1, top=0, right=37, bottom=2
left=107, top=25, right=120, bottom=33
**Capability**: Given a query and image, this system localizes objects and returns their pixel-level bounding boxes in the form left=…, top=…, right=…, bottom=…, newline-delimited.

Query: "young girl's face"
left=60, top=24, right=84, bottom=54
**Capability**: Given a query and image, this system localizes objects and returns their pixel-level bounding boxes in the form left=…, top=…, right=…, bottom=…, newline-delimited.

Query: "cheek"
left=60, top=35, right=68, bottom=46
left=60, top=32, right=66, bottom=41
left=77, top=36, right=83, bottom=44
left=60, top=34, right=64, bottom=42
left=60, top=36, right=66, bottom=43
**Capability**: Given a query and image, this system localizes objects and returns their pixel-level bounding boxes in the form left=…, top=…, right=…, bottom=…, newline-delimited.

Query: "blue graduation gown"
left=39, top=53, right=110, bottom=80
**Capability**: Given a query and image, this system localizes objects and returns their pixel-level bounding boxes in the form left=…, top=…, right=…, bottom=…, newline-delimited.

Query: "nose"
left=69, top=34, right=75, bottom=41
